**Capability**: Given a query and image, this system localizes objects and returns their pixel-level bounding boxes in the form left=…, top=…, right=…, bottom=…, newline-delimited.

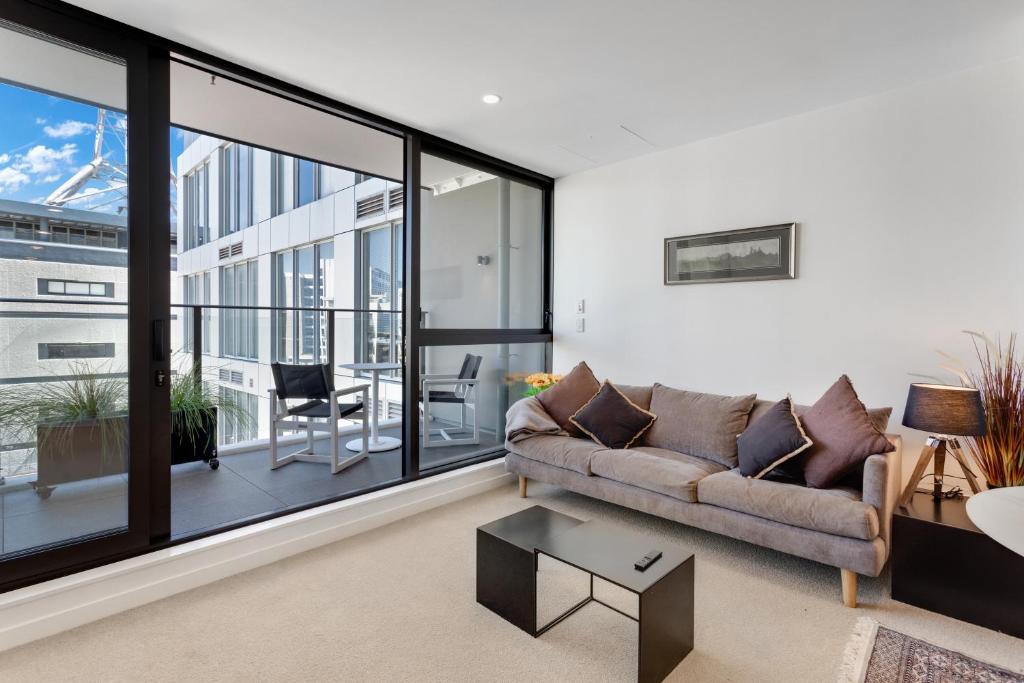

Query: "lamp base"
left=899, top=436, right=982, bottom=507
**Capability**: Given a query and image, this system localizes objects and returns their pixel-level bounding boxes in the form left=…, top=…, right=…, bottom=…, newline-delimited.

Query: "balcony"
left=0, top=300, right=524, bottom=557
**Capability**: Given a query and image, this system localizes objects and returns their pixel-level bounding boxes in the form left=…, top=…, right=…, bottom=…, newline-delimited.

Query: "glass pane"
left=274, top=251, right=294, bottom=362
left=420, top=154, right=544, bottom=329
left=0, top=24, right=129, bottom=557
left=296, top=246, right=315, bottom=361
left=363, top=227, right=392, bottom=365
left=296, top=158, right=316, bottom=207
left=169, top=63, right=404, bottom=542
left=419, top=342, right=549, bottom=471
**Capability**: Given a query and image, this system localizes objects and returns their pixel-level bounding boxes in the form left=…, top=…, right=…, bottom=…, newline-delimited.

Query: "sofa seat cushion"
left=590, top=446, right=725, bottom=503
left=512, top=434, right=608, bottom=475
left=697, top=469, right=880, bottom=540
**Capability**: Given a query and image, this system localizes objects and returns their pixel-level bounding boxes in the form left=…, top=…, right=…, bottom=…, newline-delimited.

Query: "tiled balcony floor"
left=0, top=426, right=503, bottom=556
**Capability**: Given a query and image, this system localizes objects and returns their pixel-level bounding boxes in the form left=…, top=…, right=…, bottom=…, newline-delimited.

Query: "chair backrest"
left=271, top=362, right=333, bottom=400
left=456, top=354, right=483, bottom=399
left=458, top=353, right=483, bottom=380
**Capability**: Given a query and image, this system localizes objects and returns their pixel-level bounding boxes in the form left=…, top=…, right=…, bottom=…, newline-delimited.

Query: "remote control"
left=634, top=550, right=662, bottom=571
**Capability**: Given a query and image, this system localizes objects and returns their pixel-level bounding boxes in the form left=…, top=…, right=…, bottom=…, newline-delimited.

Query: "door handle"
left=152, top=319, right=166, bottom=362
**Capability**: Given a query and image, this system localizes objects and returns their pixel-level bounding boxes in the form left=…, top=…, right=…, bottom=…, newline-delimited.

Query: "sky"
left=0, top=79, right=185, bottom=213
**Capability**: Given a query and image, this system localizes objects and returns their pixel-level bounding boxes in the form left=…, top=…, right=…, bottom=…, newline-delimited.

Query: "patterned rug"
left=839, top=618, right=1024, bottom=683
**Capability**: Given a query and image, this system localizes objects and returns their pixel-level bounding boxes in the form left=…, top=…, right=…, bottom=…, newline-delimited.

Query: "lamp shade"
left=902, top=383, right=986, bottom=436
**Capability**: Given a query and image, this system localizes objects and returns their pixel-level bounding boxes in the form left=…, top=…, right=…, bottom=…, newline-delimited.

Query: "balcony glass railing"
left=0, top=297, right=401, bottom=480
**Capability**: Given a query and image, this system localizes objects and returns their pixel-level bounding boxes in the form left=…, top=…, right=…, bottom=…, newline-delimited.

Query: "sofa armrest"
left=861, top=435, right=902, bottom=551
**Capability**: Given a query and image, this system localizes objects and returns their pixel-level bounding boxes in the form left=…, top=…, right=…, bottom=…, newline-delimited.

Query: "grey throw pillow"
left=644, top=383, right=757, bottom=467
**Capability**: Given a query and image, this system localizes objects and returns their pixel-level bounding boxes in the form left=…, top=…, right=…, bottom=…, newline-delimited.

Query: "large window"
left=0, top=0, right=552, bottom=594
left=182, top=271, right=210, bottom=354
left=273, top=241, right=333, bottom=363
left=360, top=222, right=403, bottom=370
left=182, top=161, right=209, bottom=249
left=219, top=260, right=258, bottom=360
left=218, top=386, right=258, bottom=445
left=220, top=143, right=253, bottom=234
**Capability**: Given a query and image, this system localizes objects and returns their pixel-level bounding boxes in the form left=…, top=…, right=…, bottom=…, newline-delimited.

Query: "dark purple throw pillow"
left=569, top=381, right=657, bottom=450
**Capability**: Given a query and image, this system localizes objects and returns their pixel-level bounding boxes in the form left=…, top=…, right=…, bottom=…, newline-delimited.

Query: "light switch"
left=576, top=299, right=585, bottom=314
left=576, top=317, right=585, bottom=333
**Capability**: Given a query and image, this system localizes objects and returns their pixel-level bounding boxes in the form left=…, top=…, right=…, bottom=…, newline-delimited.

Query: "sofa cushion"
left=737, top=396, right=813, bottom=478
left=537, top=361, right=601, bottom=438
left=697, top=469, right=880, bottom=540
left=590, top=446, right=725, bottom=502
left=570, top=381, right=657, bottom=449
left=644, top=384, right=757, bottom=468
left=800, top=376, right=896, bottom=489
left=511, top=434, right=607, bottom=475
left=613, top=383, right=654, bottom=410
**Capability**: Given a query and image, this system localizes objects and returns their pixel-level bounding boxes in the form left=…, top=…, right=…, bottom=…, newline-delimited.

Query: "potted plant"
left=940, top=332, right=1024, bottom=488
left=0, top=363, right=129, bottom=499
left=170, top=367, right=221, bottom=470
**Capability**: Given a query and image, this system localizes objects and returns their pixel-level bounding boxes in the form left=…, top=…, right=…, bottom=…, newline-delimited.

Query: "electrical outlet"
left=576, top=299, right=585, bottom=314
left=576, top=317, right=585, bottom=333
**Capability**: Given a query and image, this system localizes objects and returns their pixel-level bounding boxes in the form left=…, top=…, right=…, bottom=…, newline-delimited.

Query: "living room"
left=1, top=1, right=1022, bottom=681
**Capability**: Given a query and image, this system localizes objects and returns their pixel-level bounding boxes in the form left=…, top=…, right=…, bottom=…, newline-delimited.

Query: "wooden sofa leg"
left=841, top=569, right=857, bottom=608
left=518, top=475, right=528, bottom=498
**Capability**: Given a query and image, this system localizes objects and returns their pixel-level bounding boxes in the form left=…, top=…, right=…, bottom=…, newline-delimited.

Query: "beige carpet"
left=2, top=480, right=1022, bottom=682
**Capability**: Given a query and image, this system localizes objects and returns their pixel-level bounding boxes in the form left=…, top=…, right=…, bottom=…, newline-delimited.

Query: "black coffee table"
left=477, top=506, right=694, bottom=683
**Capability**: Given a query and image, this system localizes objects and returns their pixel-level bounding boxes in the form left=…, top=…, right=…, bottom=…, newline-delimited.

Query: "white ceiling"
left=70, top=0, right=1024, bottom=178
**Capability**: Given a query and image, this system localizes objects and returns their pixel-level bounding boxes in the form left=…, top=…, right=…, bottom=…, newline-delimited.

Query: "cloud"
left=35, top=117, right=48, bottom=125
left=43, top=120, right=95, bottom=139
left=0, top=144, right=78, bottom=193
left=19, top=143, right=77, bottom=174
left=0, top=167, right=32, bottom=193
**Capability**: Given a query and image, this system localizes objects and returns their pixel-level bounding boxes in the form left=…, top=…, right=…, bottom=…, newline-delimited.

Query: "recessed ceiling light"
left=481, top=93, right=502, bottom=105
left=47, top=207, right=63, bottom=213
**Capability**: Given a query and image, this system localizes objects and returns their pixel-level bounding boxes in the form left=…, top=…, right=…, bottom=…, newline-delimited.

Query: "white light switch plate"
left=576, top=299, right=585, bottom=314
left=576, top=317, right=585, bottom=333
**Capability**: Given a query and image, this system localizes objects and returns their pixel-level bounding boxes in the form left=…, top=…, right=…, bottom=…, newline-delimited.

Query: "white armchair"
left=419, top=353, right=482, bottom=449
left=269, top=362, right=370, bottom=474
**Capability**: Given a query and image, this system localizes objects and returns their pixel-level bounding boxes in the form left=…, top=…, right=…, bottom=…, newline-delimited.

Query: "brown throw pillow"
left=570, top=381, right=657, bottom=449
left=801, top=375, right=895, bottom=489
left=536, top=361, right=601, bottom=437
left=643, top=384, right=757, bottom=468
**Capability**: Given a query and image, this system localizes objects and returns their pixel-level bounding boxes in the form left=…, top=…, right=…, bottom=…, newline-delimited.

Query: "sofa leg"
left=841, top=569, right=857, bottom=608
left=518, top=475, right=528, bottom=498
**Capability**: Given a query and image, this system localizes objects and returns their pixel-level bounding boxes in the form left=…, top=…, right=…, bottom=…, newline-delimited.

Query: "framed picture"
left=664, top=223, right=797, bottom=285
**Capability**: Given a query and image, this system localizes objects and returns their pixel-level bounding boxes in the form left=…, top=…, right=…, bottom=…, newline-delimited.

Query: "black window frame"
left=0, top=0, right=553, bottom=596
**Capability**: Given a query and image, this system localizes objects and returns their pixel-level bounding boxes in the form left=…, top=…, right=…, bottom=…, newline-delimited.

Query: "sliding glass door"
left=0, top=6, right=168, bottom=588
left=409, top=145, right=552, bottom=474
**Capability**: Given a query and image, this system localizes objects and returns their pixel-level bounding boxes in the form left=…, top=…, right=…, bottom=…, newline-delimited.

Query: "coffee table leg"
left=638, top=557, right=694, bottom=683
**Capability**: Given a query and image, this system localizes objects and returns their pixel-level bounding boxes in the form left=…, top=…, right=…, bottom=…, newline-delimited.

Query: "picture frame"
left=664, top=223, right=797, bottom=285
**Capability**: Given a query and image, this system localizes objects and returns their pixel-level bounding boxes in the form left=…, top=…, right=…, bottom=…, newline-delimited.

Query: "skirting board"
left=0, top=458, right=512, bottom=652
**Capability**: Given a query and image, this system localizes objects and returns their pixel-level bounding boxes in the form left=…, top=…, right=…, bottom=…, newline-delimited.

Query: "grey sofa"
left=504, top=387, right=902, bottom=607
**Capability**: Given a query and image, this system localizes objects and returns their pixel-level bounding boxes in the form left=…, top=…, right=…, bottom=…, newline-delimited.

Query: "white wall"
left=552, top=58, right=1024, bottom=486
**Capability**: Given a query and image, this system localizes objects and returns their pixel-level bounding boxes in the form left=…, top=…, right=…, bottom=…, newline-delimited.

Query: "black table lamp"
left=900, top=383, right=987, bottom=505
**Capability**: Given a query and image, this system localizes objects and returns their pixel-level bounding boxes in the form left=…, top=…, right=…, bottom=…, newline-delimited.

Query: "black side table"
left=476, top=505, right=585, bottom=634
left=892, top=492, right=1024, bottom=638
left=477, top=505, right=694, bottom=683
